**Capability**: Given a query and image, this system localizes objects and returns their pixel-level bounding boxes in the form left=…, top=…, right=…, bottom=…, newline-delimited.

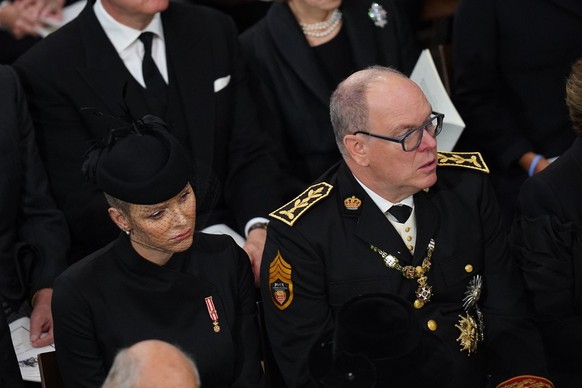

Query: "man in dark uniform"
left=260, top=66, right=553, bottom=388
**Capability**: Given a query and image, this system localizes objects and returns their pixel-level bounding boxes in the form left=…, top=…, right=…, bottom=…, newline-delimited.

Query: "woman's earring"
left=125, top=229, right=131, bottom=235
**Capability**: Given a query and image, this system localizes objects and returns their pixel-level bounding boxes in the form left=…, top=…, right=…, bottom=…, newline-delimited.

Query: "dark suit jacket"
left=260, top=161, right=549, bottom=387
left=0, top=65, right=69, bottom=304
left=240, top=0, right=419, bottom=186
left=53, top=232, right=263, bottom=387
left=14, top=1, right=284, bottom=262
left=512, top=136, right=582, bottom=386
left=453, top=0, right=582, bottom=218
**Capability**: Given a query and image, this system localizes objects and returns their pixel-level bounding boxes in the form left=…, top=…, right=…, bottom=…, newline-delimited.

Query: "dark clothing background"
left=240, top=0, right=419, bottom=188
left=13, top=1, right=285, bottom=264
left=53, top=232, right=263, bottom=388
left=511, top=136, right=582, bottom=387
left=261, top=161, right=549, bottom=387
left=453, top=0, right=582, bottom=223
left=0, top=65, right=68, bottom=310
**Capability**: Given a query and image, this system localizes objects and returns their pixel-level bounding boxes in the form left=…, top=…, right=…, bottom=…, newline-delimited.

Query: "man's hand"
left=29, top=288, right=53, bottom=347
left=243, top=228, right=267, bottom=287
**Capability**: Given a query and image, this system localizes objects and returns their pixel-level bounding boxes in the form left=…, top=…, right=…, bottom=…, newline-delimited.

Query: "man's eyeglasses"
left=353, top=112, right=444, bottom=152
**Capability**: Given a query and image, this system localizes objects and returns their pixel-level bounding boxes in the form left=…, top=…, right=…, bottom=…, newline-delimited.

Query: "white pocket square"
left=213, top=75, right=231, bottom=92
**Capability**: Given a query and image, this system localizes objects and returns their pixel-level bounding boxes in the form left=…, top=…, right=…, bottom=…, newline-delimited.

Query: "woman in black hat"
left=51, top=116, right=263, bottom=387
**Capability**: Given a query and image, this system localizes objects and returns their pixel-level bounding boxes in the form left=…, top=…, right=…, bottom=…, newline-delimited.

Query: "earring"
left=125, top=230, right=131, bottom=235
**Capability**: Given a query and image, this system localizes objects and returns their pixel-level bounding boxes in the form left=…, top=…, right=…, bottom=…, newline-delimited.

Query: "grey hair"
left=101, top=344, right=201, bottom=388
left=101, top=348, right=141, bottom=388
left=330, top=66, right=406, bottom=157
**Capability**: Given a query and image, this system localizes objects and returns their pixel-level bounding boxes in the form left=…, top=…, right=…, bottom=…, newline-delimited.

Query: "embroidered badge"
left=368, top=3, right=388, bottom=27
left=344, top=195, right=362, bottom=210
left=268, top=251, right=294, bottom=310
left=205, top=296, right=221, bottom=333
left=437, top=151, right=490, bottom=173
left=270, top=182, right=333, bottom=226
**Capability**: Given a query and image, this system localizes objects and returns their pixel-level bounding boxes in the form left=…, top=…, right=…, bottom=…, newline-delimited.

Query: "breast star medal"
left=456, top=275, right=485, bottom=354
left=370, top=239, right=435, bottom=308
left=205, top=296, right=221, bottom=333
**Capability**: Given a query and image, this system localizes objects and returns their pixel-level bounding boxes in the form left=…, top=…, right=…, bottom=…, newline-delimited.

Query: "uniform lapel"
left=336, top=164, right=412, bottom=263
left=412, top=189, right=439, bottom=265
left=266, top=3, right=330, bottom=105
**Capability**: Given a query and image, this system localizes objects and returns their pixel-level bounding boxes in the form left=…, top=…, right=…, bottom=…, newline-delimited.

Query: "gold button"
left=465, top=264, right=473, bottom=273
left=405, top=227, right=410, bottom=232
left=427, top=320, right=437, bottom=331
left=408, top=245, right=413, bottom=251
left=414, top=299, right=424, bottom=309
left=406, top=236, right=412, bottom=241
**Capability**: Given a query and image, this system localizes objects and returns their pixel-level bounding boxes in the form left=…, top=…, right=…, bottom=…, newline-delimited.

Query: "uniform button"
left=408, top=245, right=413, bottom=251
left=406, top=236, right=412, bottom=241
left=427, top=320, right=437, bottom=331
left=405, top=227, right=410, bottom=232
left=465, top=264, right=473, bottom=273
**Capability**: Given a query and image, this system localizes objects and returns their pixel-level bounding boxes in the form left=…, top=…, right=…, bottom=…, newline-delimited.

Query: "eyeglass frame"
left=353, top=111, right=444, bottom=152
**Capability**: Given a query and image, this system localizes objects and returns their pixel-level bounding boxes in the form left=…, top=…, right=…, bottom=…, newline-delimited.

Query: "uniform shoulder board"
left=269, top=182, right=333, bottom=226
left=437, top=151, right=490, bottom=173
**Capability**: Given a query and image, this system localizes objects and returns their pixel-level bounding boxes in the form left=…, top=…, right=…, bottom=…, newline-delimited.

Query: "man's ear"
left=108, top=207, right=131, bottom=232
left=343, top=134, right=370, bottom=167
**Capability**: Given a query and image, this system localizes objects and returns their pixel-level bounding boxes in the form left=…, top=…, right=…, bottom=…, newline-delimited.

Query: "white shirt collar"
left=94, top=0, right=165, bottom=54
left=352, top=175, right=414, bottom=214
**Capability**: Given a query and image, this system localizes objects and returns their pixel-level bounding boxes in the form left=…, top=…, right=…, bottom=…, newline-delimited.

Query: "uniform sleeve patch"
left=269, top=182, right=333, bottom=226
left=496, top=375, right=554, bottom=388
left=437, top=151, right=490, bottom=173
left=268, top=251, right=293, bottom=310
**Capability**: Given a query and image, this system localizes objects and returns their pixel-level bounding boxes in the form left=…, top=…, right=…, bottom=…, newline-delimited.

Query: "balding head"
left=102, top=340, right=200, bottom=388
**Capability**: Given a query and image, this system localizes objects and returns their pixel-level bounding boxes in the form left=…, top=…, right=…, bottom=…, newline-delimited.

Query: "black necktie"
left=387, top=204, right=412, bottom=223
left=138, top=32, right=167, bottom=105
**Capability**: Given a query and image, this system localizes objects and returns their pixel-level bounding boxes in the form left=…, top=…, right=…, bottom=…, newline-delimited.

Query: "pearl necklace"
left=299, top=9, right=342, bottom=38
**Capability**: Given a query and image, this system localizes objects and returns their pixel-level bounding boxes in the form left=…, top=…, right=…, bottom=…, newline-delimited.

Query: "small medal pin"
left=205, top=296, right=221, bottom=333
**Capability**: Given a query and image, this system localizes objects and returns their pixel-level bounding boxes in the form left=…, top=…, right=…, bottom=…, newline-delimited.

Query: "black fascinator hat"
left=83, top=115, right=192, bottom=204
left=82, top=114, right=220, bottom=225
left=309, top=293, right=453, bottom=388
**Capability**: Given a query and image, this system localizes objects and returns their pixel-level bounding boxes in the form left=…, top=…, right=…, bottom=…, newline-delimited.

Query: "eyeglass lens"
left=403, top=115, right=441, bottom=151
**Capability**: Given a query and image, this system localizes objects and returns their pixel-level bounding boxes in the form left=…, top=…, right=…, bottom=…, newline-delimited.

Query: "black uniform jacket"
left=0, top=65, right=69, bottom=303
left=13, top=1, right=284, bottom=262
left=260, top=160, right=549, bottom=387
left=512, top=136, right=582, bottom=386
left=239, top=0, right=419, bottom=187
left=52, top=232, right=263, bottom=388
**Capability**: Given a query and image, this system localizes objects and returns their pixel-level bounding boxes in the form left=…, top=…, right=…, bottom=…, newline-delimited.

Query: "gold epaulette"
left=437, top=151, right=490, bottom=173
left=269, top=182, right=333, bottom=226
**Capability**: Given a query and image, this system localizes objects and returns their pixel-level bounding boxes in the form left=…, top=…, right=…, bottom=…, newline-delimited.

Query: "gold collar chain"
left=370, top=238, right=435, bottom=309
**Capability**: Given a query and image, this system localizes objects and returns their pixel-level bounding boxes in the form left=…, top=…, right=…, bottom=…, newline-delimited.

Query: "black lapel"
left=343, top=0, right=379, bottom=68
left=266, top=3, right=330, bottom=104
left=162, top=5, right=213, bottom=165
left=76, top=5, right=150, bottom=119
left=335, top=165, right=413, bottom=263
